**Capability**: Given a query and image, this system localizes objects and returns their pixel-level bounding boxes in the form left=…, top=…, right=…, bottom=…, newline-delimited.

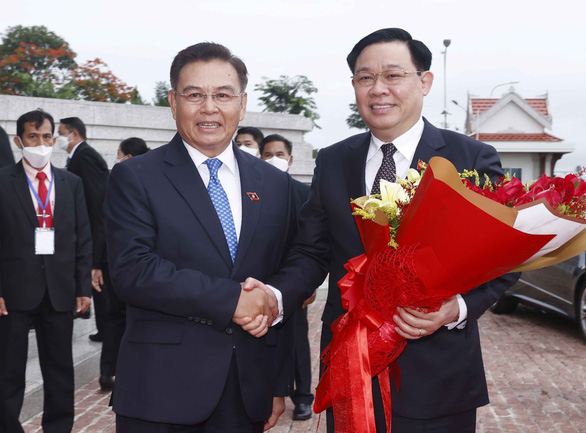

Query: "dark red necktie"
left=36, top=171, right=53, bottom=228
left=371, top=143, right=397, bottom=194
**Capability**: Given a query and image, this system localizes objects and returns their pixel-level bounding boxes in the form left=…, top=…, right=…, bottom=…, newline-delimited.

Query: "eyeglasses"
left=352, top=69, right=423, bottom=88
left=174, top=90, right=243, bottom=105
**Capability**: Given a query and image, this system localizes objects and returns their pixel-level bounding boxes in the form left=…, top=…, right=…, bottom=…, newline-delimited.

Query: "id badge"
left=35, top=227, right=55, bottom=255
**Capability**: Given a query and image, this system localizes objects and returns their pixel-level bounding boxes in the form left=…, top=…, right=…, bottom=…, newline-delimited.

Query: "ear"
left=288, top=155, right=294, bottom=167
left=14, top=136, right=22, bottom=149
left=421, top=71, right=434, bottom=96
left=169, top=89, right=178, bottom=120
left=239, top=92, right=247, bottom=121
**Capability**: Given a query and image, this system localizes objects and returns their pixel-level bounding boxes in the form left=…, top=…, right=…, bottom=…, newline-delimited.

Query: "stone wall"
left=0, top=95, right=315, bottom=183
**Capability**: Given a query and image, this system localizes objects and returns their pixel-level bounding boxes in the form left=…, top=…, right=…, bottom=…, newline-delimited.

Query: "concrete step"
left=20, top=311, right=102, bottom=423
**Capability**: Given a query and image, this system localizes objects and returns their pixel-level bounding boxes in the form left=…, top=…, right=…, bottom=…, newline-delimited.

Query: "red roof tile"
left=470, top=98, right=549, bottom=116
left=470, top=133, right=562, bottom=142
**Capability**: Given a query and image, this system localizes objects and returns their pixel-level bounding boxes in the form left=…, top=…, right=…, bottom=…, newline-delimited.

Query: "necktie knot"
left=381, top=142, right=397, bottom=157
left=205, top=158, right=222, bottom=178
left=36, top=171, right=47, bottom=181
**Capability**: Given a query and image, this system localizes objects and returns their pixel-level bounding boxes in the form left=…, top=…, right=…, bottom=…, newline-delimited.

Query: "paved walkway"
left=22, top=290, right=586, bottom=433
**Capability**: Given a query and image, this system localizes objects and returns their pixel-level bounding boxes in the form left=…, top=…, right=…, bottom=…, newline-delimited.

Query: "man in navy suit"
left=104, top=42, right=304, bottom=432
left=250, top=28, right=519, bottom=433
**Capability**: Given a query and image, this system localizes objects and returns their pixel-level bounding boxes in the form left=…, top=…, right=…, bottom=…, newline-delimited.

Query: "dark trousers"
left=99, top=266, right=126, bottom=377
left=0, top=294, right=74, bottom=433
left=116, top=352, right=264, bottom=433
left=320, top=323, right=477, bottom=433
left=291, top=308, right=314, bottom=406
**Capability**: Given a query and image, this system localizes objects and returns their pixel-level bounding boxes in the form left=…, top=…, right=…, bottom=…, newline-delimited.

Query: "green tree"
left=254, top=75, right=320, bottom=129
left=346, top=103, right=368, bottom=130
left=153, top=81, right=170, bottom=106
left=0, top=25, right=77, bottom=97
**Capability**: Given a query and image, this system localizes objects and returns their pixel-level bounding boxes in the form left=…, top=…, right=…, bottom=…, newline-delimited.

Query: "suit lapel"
left=231, top=145, right=263, bottom=276
left=163, top=135, right=233, bottom=268
left=411, top=118, right=446, bottom=169
left=51, top=166, right=70, bottom=228
left=11, top=161, right=39, bottom=228
left=343, top=133, right=370, bottom=199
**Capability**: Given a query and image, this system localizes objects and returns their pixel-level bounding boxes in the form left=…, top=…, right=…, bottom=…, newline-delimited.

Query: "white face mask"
left=240, top=146, right=259, bottom=157
left=55, top=133, right=72, bottom=151
left=21, top=144, right=53, bottom=169
left=265, top=156, right=290, bottom=172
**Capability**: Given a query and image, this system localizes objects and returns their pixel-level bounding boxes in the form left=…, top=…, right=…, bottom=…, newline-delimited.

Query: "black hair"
left=236, top=127, right=264, bottom=144
left=119, top=137, right=150, bottom=157
left=170, top=42, right=248, bottom=92
left=259, top=134, right=293, bottom=156
left=346, top=28, right=432, bottom=73
left=59, top=117, right=87, bottom=140
left=16, top=109, right=55, bottom=138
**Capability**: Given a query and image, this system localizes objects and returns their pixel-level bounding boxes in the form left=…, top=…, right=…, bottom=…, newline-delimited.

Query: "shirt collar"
left=68, top=140, right=83, bottom=158
left=23, top=158, right=53, bottom=181
left=182, top=140, right=238, bottom=176
left=368, top=117, right=424, bottom=163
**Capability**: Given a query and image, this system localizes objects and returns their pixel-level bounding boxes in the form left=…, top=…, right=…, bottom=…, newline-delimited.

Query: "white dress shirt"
left=182, top=141, right=283, bottom=324
left=23, top=160, right=55, bottom=219
left=364, top=118, right=467, bottom=329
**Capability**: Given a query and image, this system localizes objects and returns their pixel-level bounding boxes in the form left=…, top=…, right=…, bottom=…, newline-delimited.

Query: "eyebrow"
left=355, top=64, right=403, bottom=73
left=181, top=84, right=238, bottom=93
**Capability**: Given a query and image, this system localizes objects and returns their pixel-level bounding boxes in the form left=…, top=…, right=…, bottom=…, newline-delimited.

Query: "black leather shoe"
left=99, top=375, right=115, bottom=392
left=89, top=333, right=103, bottom=342
left=293, top=403, right=312, bottom=420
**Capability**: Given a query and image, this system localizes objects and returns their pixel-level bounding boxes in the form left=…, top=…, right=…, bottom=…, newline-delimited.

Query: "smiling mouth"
left=371, top=104, right=395, bottom=110
left=198, top=123, right=220, bottom=129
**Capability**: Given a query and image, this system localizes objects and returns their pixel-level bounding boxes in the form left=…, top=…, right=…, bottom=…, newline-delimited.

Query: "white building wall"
left=0, top=95, right=315, bottom=183
left=482, top=102, right=544, bottom=133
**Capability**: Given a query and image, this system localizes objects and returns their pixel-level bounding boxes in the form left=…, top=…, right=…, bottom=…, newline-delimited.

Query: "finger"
left=393, top=314, right=422, bottom=339
left=247, top=316, right=269, bottom=338
left=241, top=315, right=265, bottom=332
left=98, top=275, right=104, bottom=285
left=264, top=413, right=278, bottom=431
left=233, top=316, right=253, bottom=326
left=242, top=277, right=261, bottom=291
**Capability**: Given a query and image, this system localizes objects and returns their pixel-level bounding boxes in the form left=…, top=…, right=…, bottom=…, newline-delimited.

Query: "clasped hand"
left=233, top=277, right=278, bottom=338
left=393, top=295, right=460, bottom=339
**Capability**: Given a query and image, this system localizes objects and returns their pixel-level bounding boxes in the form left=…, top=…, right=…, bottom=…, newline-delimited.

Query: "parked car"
left=491, top=252, right=586, bottom=342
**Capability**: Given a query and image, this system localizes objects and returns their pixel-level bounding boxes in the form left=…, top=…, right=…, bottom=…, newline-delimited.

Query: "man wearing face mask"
left=55, top=117, right=113, bottom=390
left=0, top=109, right=92, bottom=433
left=260, top=134, right=317, bottom=421
left=235, top=126, right=264, bottom=157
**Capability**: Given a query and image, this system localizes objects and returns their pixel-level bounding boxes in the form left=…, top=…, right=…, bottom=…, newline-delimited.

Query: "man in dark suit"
left=0, top=109, right=92, bottom=433
left=104, top=42, right=303, bottom=432
left=252, top=28, right=519, bottom=433
left=0, top=125, right=15, bottom=168
left=259, top=134, right=317, bottom=421
left=56, top=117, right=114, bottom=390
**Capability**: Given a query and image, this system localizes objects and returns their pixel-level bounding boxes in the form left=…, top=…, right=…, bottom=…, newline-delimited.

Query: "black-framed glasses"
left=174, top=90, right=243, bottom=105
left=352, top=69, right=423, bottom=87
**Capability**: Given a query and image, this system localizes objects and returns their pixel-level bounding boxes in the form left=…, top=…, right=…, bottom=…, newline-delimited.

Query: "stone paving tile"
left=23, top=298, right=586, bottom=433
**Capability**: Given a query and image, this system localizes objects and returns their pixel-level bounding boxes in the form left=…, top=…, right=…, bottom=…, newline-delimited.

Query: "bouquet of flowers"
left=314, top=157, right=586, bottom=433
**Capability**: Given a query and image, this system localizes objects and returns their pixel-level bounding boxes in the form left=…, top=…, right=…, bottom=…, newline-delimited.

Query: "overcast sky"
left=3, top=0, right=585, bottom=172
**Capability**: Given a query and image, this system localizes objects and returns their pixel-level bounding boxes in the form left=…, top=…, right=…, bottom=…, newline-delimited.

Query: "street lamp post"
left=490, top=81, right=520, bottom=97
left=442, top=39, right=451, bottom=129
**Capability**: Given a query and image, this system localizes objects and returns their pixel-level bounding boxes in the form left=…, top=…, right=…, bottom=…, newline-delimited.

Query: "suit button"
left=187, top=317, right=193, bottom=321
left=194, top=318, right=200, bottom=323
left=207, top=320, right=213, bottom=326
left=41, top=265, right=45, bottom=270
left=225, top=327, right=233, bottom=335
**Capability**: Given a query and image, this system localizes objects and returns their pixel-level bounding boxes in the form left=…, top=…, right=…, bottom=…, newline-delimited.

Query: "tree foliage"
left=346, top=103, right=368, bottom=130
left=0, top=25, right=140, bottom=104
left=254, top=75, right=320, bottom=129
left=153, top=81, right=170, bottom=106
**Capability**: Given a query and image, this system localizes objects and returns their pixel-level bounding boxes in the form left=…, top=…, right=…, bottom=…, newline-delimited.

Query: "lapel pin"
left=247, top=192, right=260, bottom=201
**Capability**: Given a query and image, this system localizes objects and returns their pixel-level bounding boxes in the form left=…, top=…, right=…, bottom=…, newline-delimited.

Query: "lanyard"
left=26, top=170, right=54, bottom=227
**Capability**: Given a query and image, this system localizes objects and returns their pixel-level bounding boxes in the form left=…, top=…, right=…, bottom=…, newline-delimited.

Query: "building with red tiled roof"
left=464, top=87, right=573, bottom=182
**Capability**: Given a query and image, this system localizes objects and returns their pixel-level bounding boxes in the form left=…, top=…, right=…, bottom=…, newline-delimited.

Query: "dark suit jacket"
left=67, top=141, right=109, bottom=267
left=269, top=119, right=519, bottom=419
left=104, top=134, right=299, bottom=424
left=0, top=161, right=92, bottom=312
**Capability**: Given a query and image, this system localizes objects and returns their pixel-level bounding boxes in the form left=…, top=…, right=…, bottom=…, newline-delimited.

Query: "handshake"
left=232, top=277, right=279, bottom=338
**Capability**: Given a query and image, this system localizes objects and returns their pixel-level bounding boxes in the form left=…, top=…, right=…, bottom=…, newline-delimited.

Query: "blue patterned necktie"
left=205, top=158, right=238, bottom=262
left=371, top=142, right=397, bottom=195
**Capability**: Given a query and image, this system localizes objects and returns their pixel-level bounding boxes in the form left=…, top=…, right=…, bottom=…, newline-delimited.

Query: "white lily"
left=379, top=179, right=408, bottom=205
